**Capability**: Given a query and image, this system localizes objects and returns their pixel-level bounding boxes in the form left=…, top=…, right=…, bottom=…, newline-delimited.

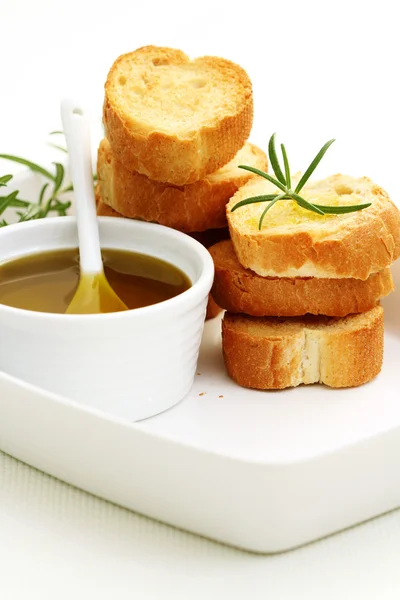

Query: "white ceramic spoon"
left=60, top=99, right=128, bottom=314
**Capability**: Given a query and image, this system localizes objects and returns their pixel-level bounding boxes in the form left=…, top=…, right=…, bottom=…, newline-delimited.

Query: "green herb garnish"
left=0, top=157, right=72, bottom=226
left=231, top=134, right=372, bottom=230
left=0, top=132, right=74, bottom=226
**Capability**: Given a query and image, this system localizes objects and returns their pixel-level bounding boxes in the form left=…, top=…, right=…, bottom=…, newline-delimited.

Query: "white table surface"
left=1, top=1, right=400, bottom=598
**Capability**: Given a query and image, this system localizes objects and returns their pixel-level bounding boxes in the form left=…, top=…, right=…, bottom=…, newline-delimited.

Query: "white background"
left=1, top=0, right=400, bottom=598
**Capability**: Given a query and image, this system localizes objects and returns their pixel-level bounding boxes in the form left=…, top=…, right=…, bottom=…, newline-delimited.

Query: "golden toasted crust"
left=96, top=194, right=120, bottom=217
left=222, top=306, right=384, bottom=389
left=103, top=46, right=253, bottom=185
left=97, top=138, right=267, bottom=232
left=95, top=190, right=224, bottom=319
left=95, top=189, right=230, bottom=245
left=227, top=174, right=400, bottom=280
left=209, top=240, right=394, bottom=317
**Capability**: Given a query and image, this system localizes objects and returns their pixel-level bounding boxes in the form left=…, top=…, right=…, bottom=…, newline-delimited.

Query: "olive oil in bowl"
left=0, top=248, right=191, bottom=314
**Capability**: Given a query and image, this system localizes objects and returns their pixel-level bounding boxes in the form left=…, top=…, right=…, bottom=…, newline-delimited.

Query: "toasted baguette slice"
left=227, top=173, right=400, bottom=280
left=222, top=306, right=384, bottom=389
left=103, top=46, right=253, bottom=185
left=95, top=188, right=230, bottom=246
left=210, top=240, right=394, bottom=317
left=97, top=138, right=267, bottom=232
left=95, top=189, right=224, bottom=319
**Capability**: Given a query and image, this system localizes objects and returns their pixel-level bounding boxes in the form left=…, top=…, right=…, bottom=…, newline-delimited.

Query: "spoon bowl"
left=65, top=272, right=129, bottom=314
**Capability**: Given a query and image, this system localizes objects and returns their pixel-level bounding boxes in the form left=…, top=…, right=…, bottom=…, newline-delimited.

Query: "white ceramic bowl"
left=0, top=216, right=214, bottom=421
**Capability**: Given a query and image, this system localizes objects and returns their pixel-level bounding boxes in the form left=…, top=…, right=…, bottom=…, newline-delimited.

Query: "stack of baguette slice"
left=96, top=45, right=268, bottom=318
left=209, top=172, right=400, bottom=389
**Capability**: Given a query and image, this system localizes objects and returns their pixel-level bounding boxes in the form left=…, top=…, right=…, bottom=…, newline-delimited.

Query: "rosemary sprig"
left=231, top=134, right=372, bottom=229
left=0, top=130, right=98, bottom=225
left=0, top=149, right=72, bottom=226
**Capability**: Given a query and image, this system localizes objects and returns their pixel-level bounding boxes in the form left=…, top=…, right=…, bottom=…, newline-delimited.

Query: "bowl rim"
left=0, top=216, right=215, bottom=321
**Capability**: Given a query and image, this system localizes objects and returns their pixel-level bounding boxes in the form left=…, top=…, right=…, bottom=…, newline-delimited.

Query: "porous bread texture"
left=97, top=137, right=267, bottom=232
left=227, top=173, right=400, bottom=280
left=103, top=46, right=253, bottom=185
left=210, top=240, right=394, bottom=317
left=222, top=306, right=384, bottom=389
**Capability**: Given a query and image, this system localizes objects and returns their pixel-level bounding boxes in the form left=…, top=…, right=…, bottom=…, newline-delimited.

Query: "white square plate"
left=0, top=170, right=399, bottom=553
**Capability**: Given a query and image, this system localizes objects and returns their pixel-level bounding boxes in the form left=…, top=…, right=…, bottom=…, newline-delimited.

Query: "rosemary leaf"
left=8, top=198, right=30, bottom=208
left=53, top=162, right=65, bottom=194
left=231, top=194, right=279, bottom=212
left=238, top=165, right=287, bottom=194
left=0, top=191, right=20, bottom=215
left=281, top=144, right=291, bottom=190
left=0, top=193, right=30, bottom=214
left=38, top=183, right=49, bottom=205
left=268, top=134, right=286, bottom=185
left=295, top=139, right=335, bottom=193
left=312, top=202, right=371, bottom=214
left=52, top=199, right=72, bottom=211
left=0, top=174, right=13, bottom=187
left=0, top=154, right=55, bottom=182
left=56, top=205, right=71, bottom=217
left=0, top=191, right=30, bottom=215
left=42, top=197, right=54, bottom=218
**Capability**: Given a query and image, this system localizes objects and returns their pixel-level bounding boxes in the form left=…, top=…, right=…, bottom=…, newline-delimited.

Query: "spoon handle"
left=60, top=99, right=103, bottom=275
